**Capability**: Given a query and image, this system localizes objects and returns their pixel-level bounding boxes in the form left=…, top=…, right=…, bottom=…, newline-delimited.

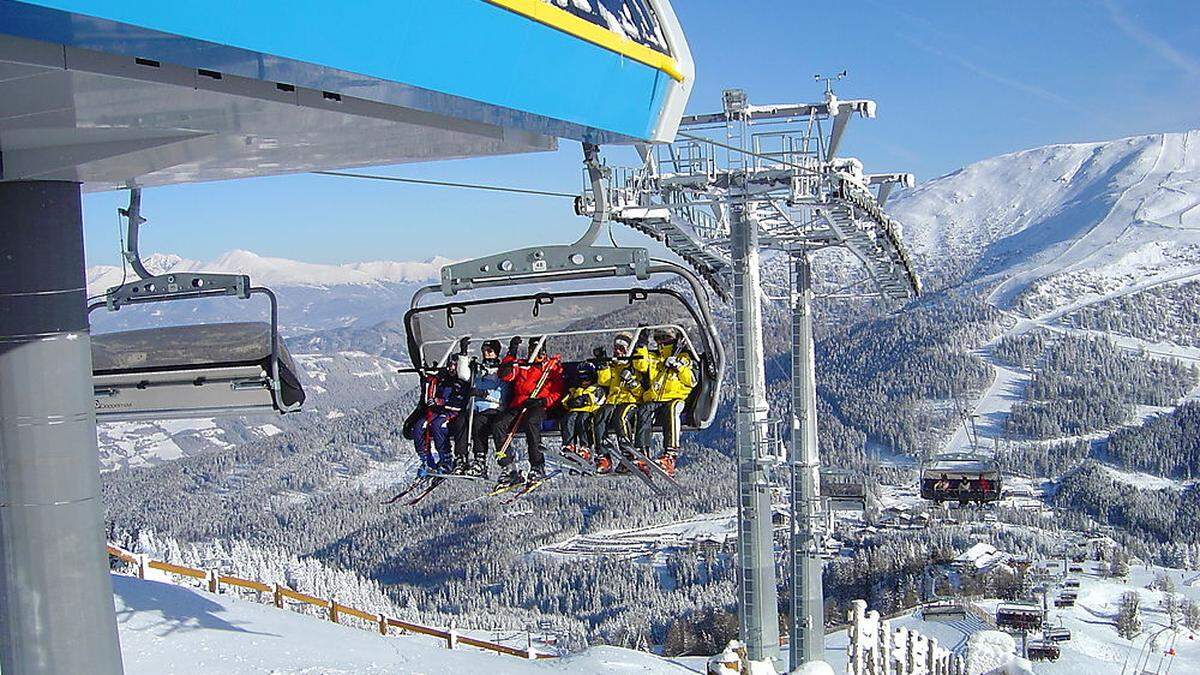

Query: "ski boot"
left=494, top=468, right=524, bottom=491
left=595, top=455, right=613, bottom=474
left=451, top=460, right=470, bottom=476
left=526, top=466, right=547, bottom=484
left=655, top=449, right=678, bottom=478
left=468, top=458, right=489, bottom=480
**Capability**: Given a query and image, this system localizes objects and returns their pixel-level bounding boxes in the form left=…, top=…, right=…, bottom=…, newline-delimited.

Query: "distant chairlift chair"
left=89, top=190, right=305, bottom=421
left=995, top=602, right=1044, bottom=631
left=920, top=452, right=1002, bottom=504
left=820, top=468, right=867, bottom=511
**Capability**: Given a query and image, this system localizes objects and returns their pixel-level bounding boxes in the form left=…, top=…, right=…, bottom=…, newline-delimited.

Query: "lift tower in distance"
left=596, top=85, right=921, bottom=667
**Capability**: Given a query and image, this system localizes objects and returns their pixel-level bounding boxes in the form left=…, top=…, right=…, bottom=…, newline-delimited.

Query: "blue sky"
left=82, top=0, right=1200, bottom=267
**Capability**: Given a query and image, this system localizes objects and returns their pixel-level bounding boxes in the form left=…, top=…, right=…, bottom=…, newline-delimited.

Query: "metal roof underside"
left=0, top=33, right=558, bottom=191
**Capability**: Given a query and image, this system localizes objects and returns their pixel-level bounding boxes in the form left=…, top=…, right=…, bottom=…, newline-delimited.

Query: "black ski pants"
left=494, top=400, right=547, bottom=471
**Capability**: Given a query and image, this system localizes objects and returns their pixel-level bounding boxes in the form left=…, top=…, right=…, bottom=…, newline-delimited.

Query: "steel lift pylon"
left=591, top=86, right=921, bottom=669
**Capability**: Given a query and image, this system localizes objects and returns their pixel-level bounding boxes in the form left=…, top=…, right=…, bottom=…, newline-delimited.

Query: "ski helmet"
left=653, top=327, right=677, bottom=345
left=575, top=361, right=598, bottom=386
left=482, top=339, right=502, bottom=356
left=613, top=332, right=633, bottom=353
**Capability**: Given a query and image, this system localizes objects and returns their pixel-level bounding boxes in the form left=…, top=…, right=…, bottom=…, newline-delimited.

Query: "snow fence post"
left=848, top=600, right=865, bottom=674
left=135, top=553, right=147, bottom=580
left=378, top=613, right=388, bottom=636
left=880, top=617, right=893, bottom=675
left=925, top=637, right=937, bottom=675
left=447, top=619, right=457, bottom=650
left=873, top=605, right=883, bottom=672
left=207, top=569, right=219, bottom=594
left=328, top=599, right=339, bottom=624
left=273, top=583, right=283, bottom=608
left=526, top=630, right=537, bottom=660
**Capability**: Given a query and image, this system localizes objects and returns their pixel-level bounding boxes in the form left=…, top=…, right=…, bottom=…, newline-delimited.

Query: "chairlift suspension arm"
left=119, top=187, right=152, bottom=280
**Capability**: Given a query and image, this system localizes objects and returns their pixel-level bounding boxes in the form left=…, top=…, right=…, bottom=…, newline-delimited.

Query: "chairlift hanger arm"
left=119, top=186, right=152, bottom=280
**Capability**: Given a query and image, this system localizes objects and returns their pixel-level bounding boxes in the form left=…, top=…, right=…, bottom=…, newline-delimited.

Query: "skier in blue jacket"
left=451, top=339, right=508, bottom=478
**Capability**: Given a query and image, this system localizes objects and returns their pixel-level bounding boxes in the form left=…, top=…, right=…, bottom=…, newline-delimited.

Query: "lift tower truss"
left=594, top=88, right=921, bottom=668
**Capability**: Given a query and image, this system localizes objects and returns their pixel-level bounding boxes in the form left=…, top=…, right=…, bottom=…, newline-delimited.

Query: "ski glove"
left=507, top=336, right=522, bottom=357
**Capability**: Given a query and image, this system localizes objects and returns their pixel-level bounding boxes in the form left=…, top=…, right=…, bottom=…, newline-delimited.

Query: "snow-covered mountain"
left=890, top=130, right=1200, bottom=313
left=86, top=249, right=451, bottom=294
left=87, top=250, right=449, bottom=335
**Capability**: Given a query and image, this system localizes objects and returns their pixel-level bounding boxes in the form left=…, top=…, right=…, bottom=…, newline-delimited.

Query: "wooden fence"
left=106, top=544, right=556, bottom=660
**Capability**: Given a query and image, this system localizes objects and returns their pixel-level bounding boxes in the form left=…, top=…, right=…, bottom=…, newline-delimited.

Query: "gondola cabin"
left=996, top=603, right=1043, bottom=631
left=920, top=453, right=1002, bottom=504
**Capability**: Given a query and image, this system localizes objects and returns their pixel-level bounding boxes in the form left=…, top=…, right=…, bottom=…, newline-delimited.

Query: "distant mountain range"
left=87, top=249, right=451, bottom=293
left=86, top=250, right=449, bottom=335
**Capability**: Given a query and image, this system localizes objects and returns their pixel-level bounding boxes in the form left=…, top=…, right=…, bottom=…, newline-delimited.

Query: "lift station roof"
left=0, top=0, right=693, bottom=191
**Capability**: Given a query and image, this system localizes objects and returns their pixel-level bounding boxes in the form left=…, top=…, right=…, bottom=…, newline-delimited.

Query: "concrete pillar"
left=0, top=181, right=124, bottom=674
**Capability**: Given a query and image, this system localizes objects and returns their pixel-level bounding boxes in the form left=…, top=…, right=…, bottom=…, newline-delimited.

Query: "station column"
left=0, top=181, right=124, bottom=674
left=729, top=203, right=782, bottom=663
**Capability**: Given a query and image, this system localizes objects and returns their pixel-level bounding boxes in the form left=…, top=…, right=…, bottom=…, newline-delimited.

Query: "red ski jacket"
left=500, top=355, right=564, bottom=408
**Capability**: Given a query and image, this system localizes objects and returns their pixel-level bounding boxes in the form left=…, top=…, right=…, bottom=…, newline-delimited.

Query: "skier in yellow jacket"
left=560, top=362, right=605, bottom=461
left=592, top=332, right=644, bottom=473
left=632, top=327, right=695, bottom=476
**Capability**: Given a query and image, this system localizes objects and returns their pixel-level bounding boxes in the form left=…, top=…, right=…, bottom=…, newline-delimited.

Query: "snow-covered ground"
left=541, top=510, right=738, bottom=562
left=110, top=574, right=697, bottom=674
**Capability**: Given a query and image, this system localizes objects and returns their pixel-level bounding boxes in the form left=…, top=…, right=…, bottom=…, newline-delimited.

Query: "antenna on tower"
left=814, top=70, right=848, bottom=96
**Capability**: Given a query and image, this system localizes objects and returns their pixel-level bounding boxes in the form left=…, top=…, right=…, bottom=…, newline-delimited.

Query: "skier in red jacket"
left=493, top=336, right=564, bottom=486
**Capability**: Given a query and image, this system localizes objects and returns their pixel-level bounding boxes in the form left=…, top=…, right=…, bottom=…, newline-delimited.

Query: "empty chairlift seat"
left=92, top=322, right=305, bottom=421
left=921, top=601, right=966, bottom=622
left=1026, top=641, right=1060, bottom=661
left=820, top=469, right=867, bottom=511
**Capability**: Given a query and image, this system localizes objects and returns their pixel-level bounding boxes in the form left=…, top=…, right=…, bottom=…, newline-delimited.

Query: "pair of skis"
left=607, top=443, right=683, bottom=495
left=485, top=468, right=561, bottom=505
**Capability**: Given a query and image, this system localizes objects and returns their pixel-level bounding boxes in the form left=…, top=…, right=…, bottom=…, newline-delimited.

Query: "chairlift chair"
left=820, top=468, right=867, bottom=511
left=920, top=452, right=1002, bottom=504
left=995, top=602, right=1044, bottom=631
left=1027, top=640, right=1060, bottom=661
left=921, top=601, right=966, bottom=622
left=402, top=142, right=725, bottom=433
left=89, top=189, right=305, bottom=421
left=1045, top=627, right=1072, bottom=642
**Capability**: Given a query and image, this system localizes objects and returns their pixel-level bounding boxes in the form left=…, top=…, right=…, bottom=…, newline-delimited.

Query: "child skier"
left=452, top=339, right=508, bottom=479
left=405, top=349, right=471, bottom=475
left=560, top=361, right=605, bottom=461
left=592, top=332, right=644, bottom=473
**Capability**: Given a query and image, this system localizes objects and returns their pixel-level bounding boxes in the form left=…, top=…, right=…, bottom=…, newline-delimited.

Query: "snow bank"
left=111, top=574, right=694, bottom=674
left=965, top=631, right=1016, bottom=675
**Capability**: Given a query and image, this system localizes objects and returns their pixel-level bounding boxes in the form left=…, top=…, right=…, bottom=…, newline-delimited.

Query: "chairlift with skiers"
left=920, top=452, right=1002, bottom=504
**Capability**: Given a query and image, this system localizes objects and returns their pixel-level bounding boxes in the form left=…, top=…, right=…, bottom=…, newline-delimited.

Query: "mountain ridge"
left=87, top=249, right=451, bottom=295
